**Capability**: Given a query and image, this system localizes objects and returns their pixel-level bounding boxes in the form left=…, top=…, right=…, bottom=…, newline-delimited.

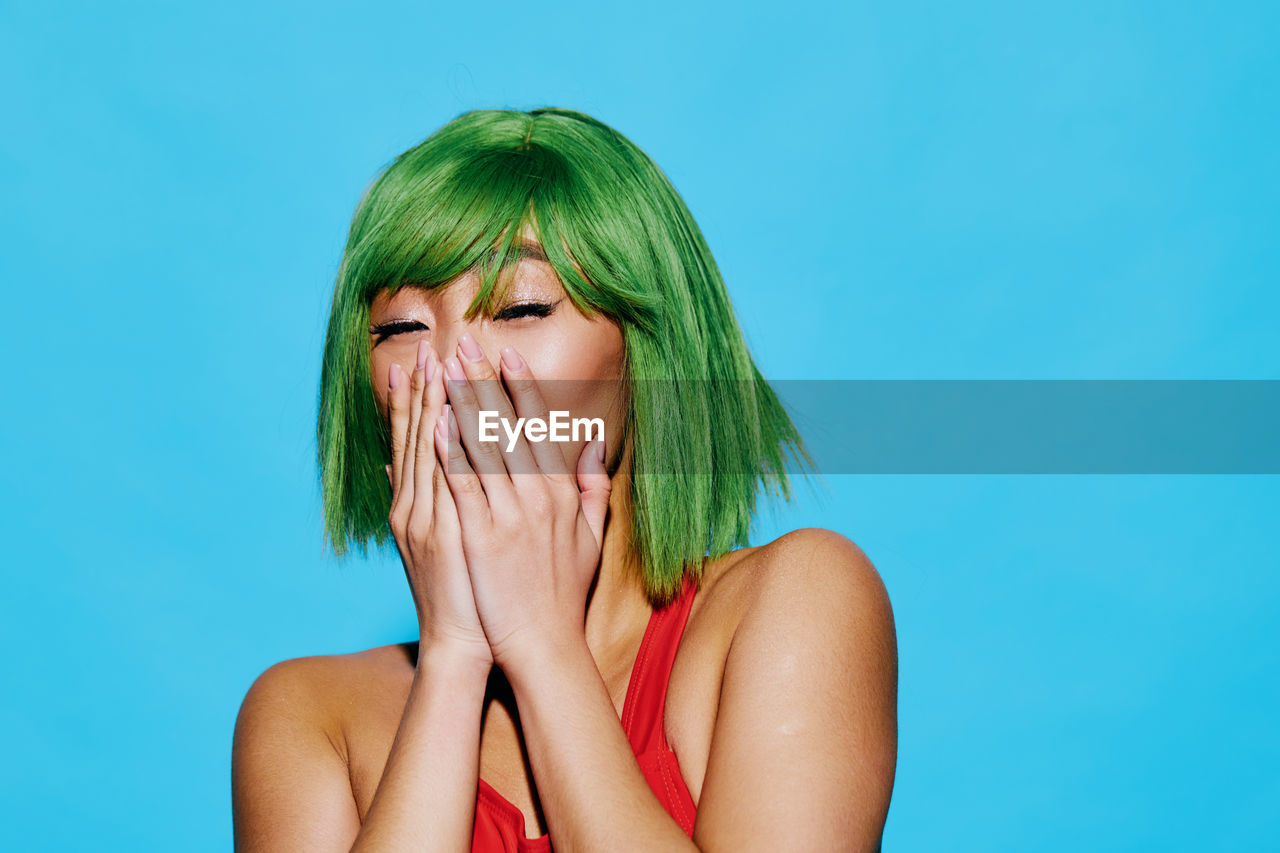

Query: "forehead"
left=369, top=253, right=560, bottom=315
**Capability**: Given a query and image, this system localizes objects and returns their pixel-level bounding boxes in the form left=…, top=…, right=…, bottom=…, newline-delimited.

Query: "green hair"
left=318, top=107, right=810, bottom=606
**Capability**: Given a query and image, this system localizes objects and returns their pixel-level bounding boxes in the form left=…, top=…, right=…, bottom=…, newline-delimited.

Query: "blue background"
left=2, top=1, right=1276, bottom=849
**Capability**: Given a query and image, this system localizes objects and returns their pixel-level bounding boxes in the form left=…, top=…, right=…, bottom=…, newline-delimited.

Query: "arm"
left=231, top=648, right=491, bottom=853
left=504, top=528, right=897, bottom=853
left=349, top=346, right=496, bottom=851
left=502, top=634, right=700, bottom=852
left=231, top=657, right=362, bottom=852
left=692, top=529, right=897, bottom=851
left=349, top=649, right=491, bottom=852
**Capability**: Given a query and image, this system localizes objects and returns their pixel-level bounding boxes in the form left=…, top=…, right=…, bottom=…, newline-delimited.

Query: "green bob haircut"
left=318, top=106, right=810, bottom=606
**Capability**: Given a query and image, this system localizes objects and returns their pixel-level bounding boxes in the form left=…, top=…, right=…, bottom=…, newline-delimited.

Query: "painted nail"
left=596, top=439, right=606, bottom=463
left=389, top=362, right=401, bottom=390
left=500, top=346, right=524, bottom=372
left=437, top=404, right=457, bottom=441
left=422, top=348, right=436, bottom=383
left=416, top=340, right=429, bottom=370
left=436, top=404, right=449, bottom=436
left=444, top=356, right=466, bottom=382
left=457, top=332, right=484, bottom=362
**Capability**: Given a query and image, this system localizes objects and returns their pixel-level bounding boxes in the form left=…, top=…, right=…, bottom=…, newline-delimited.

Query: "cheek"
left=523, top=318, right=624, bottom=382
left=518, top=322, right=626, bottom=465
left=369, top=353, right=387, bottom=412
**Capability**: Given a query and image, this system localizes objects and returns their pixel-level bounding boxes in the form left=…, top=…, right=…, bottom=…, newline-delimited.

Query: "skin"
left=231, top=228, right=899, bottom=852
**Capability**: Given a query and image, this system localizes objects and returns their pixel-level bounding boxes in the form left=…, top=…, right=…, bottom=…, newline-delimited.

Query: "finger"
left=387, top=361, right=410, bottom=496
left=396, top=340, right=431, bottom=507
left=455, top=334, right=540, bottom=480
left=441, top=353, right=518, bottom=514
left=410, top=349, right=444, bottom=528
left=498, top=346, right=573, bottom=481
left=432, top=441, right=463, bottom=541
left=576, top=438, right=612, bottom=544
left=435, top=402, right=492, bottom=524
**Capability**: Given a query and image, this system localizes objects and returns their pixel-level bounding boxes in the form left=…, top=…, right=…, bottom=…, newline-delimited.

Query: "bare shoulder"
left=233, top=642, right=416, bottom=782
left=236, top=643, right=415, bottom=736
left=700, top=527, right=894, bottom=645
left=232, top=643, right=417, bottom=848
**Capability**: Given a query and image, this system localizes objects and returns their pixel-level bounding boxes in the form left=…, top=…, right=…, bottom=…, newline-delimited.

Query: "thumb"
left=576, top=438, right=612, bottom=544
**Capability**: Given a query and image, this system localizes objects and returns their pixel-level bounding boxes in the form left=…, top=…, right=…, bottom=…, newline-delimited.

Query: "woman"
left=232, top=107, right=897, bottom=852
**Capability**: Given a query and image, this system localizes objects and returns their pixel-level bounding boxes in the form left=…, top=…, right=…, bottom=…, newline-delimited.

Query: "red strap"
left=621, top=573, right=699, bottom=753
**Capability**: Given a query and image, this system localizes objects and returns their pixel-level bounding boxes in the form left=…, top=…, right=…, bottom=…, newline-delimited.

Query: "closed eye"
left=494, top=300, right=561, bottom=321
left=370, top=300, right=559, bottom=343
left=369, top=319, right=427, bottom=344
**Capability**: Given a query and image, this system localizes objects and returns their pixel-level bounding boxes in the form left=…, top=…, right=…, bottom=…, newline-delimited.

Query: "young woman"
left=232, top=107, right=897, bottom=852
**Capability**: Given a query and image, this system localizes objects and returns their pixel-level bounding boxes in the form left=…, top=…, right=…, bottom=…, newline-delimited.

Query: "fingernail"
left=596, top=439, right=606, bottom=464
left=500, top=346, right=524, bottom=372
left=444, top=356, right=466, bottom=382
left=457, top=332, right=484, bottom=362
left=389, top=362, right=401, bottom=390
left=423, top=348, right=437, bottom=383
left=385, top=464, right=392, bottom=483
left=416, top=340, right=429, bottom=370
left=437, top=404, right=457, bottom=441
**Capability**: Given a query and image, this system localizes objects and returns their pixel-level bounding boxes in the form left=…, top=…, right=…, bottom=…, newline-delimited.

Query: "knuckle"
left=448, top=380, right=477, bottom=406
left=506, top=375, right=538, bottom=398
left=407, top=522, right=432, bottom=552
left=472, top=447, right=503, bottom=477
left=492, top=512, right=520, bottom=538
left=408, top=497, right=434, bottom=525
left=468, top=361, right=498, bottom=383
left=446, top=443, right=470, bottom=468
left=526, top=488, right=555, bottom=519
left=553, top=492, right=580, bottom=518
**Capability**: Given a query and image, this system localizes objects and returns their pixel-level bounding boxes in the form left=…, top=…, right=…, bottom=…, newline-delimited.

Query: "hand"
left=386, top=340, right=493, bottom=670
left=434, top=335, right=612, bottom=672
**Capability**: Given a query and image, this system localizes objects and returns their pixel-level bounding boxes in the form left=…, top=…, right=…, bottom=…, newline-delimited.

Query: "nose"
left=430, top=323, right=499, bottom=372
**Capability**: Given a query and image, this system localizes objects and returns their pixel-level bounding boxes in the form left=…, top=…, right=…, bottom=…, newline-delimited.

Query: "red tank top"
left=471, top=573, right=700, bottom=851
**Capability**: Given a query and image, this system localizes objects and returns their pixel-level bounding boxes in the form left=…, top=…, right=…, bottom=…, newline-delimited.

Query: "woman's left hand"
left=433, top=334, right=612, bottom=672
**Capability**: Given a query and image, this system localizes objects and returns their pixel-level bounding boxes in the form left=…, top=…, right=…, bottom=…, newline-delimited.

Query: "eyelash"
left=369, top=301, right=560, bottom=342
left=494, top=300, right=559, bottom=321
left=368, top=320, right=425, bottom=344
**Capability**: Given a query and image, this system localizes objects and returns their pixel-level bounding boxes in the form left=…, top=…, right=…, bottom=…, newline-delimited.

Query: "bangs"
left=347, top=145, right=604, bottom=321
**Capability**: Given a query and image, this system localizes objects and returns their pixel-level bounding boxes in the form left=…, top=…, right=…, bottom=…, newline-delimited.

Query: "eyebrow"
left=455, top=239, right=550, bottom=300
left=474, top=239, right=548, bottom=270
left=387, top=240, right=551, bottom=299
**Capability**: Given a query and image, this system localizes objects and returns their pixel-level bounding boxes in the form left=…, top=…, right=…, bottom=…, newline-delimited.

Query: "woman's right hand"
left=386, top=340, right=493, bottom=671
